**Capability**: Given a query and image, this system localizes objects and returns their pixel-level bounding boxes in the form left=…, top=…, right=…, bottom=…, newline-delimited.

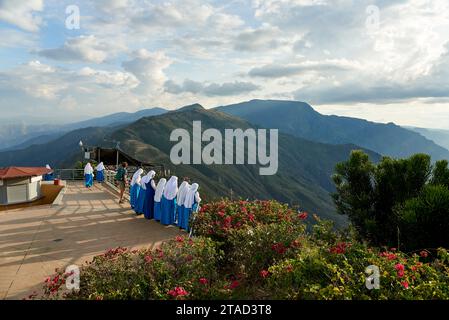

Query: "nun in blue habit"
left=141, top=170, right=156, bottom=219
left=182, top=183, right=201, bottom=232
left=84, top=163, right=94, bottom=188
left=161, top=176, right=178, bottom=226
left=129, top=169, right=143, bottom=209
left=176, top=181, right=190, bottom=228
left=134, top=172, right=148, bottom=215
left=153, top=178, right=167, bottom=222
left=43, top=164, right=54, bottom=181
left=95, top=162, right=105, bottom=183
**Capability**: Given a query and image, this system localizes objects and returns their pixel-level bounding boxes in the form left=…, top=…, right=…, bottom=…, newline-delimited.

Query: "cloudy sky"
left=0, top=0, right=449, bottom=128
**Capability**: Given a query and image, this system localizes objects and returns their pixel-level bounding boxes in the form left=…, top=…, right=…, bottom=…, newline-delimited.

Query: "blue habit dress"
left=182, top=201, right=199, bottom=232
left=130, top=183, right=140, bottom=209
left=134, top=186, right=146, bottom=215
left=154, top=201, right=162, bottom=221
left=44, top=173, right=54, bottom=181
left=143, top=179, right=155, bottom=220
left=161, top=196, right=176, bottom=226
left=96, top=170, right=104, bottom=182
left=85, top=174, right=93, bottom=188
left=176, top=203, right=184, bottom=228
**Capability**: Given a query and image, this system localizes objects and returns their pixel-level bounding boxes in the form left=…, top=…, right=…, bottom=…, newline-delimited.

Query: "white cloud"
left=0, top=0, right=44, bottom=32
left=122, top=49, right=173, bottom=95
left=165, top=79, right=260, bottom=96
left=37, top=35, right=124, bottom=64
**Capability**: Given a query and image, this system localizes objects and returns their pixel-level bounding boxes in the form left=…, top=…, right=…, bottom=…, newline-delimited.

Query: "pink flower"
left=401, top=281, right=409, bottom=289
left=144, top=255, right=153, bottom=264
left=168, top=287, right=189, bottom=298
left=394, top=263, right=405, bottom=271
left=260, top=270, right=270, bottom=278
left=248, top=213, right=255, bottom=222
left=420, top=251, right=429, bottom=258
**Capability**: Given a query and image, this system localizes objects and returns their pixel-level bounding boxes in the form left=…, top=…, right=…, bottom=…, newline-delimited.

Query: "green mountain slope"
left=110, top=105, right=381, bottom=225
left=218, top=100, right=449, bottom=160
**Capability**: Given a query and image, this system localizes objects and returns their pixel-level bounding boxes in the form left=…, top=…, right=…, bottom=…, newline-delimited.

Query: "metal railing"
left=53, top=169, right=85, bottom=181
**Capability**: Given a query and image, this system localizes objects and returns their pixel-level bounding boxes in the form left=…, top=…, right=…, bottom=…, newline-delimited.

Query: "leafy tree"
left=333, top=150, right=448, bottom=251
left=398, top=185, right=449, bottom=251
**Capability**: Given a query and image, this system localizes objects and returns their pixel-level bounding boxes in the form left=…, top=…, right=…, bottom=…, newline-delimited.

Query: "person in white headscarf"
left=129, top=168, right=143, bottom=209
left=161, top=176, right=178, bottom=225
left=95, top=162, right=105, bottom=183
left=182, top=183, right=201, bottom=232
left=153, top=178, right=167, bottom=222
left=44, top=164, right=54, bottom=181
left=176, top=181, right=190, bottom=227
left=138, top=170, right=157, bottom=219
left=84, top=162, right=94, bottom=188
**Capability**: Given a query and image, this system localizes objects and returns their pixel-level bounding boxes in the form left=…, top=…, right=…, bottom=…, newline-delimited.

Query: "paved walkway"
left=0, top=182, right=183, bottom=299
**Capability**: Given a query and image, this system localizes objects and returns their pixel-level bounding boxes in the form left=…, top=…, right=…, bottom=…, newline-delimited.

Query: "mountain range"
left=1, top=99, right=448, bottom=226
left=217, top=100, right=449, bottom=161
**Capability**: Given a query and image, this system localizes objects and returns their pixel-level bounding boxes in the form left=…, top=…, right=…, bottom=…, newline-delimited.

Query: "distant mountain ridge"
left=217, top=100, right=449, bottom=161
left=406, top=127, right=449, bottom=152
left=0, top=108, right=167, bottom=151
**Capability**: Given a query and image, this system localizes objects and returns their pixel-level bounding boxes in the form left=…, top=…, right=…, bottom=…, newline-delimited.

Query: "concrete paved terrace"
left=0, top=182, right=183, bottom=300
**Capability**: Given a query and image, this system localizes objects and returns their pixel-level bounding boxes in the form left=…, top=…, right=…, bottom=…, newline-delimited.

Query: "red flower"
left=298, top=212, right=308, bottom=220
left=248, top=213, right=255, bottom=222
left=285, top=265, right=293, bottom=273
left=218, top=211, right=225, bottom=217
left=229, top=280, right=240, bottom=289
left=394, top=263, right=405, bottom=271
left=175, top=236, right=184, bottom=243
left=420, top=251, right=429, bottom=258
left=330, top=242, right=350, bottom=254
left=260, top=270, right=270, bottom=278
left=144, top=255, right=153, bottom=263
left=401, top=281, right=409, bottom=289
left=168, top=287, right=189, bottom=298
left=199, top=278, right=208, bottom=285
left=271, top=243, right=287, bottom=255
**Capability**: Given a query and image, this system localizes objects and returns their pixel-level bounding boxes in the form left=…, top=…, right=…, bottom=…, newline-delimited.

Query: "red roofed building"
left=0, top=167, right=53, bottom=205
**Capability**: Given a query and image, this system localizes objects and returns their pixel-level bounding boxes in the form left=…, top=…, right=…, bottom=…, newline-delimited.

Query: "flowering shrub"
left=192, top=200, right=298, bottom=241
left=37, top=199, right=449, bottom=300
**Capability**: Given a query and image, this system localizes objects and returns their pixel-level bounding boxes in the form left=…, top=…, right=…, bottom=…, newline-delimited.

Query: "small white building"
left=0, top=167, right=52, bottom=205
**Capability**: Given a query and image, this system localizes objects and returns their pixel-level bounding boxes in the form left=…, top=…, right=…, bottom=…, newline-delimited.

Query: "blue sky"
left=1, top=0, right=449, bottom=128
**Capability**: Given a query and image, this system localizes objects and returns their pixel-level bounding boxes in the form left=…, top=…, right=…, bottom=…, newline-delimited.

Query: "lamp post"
left=79, top=140, right=84, bottom=167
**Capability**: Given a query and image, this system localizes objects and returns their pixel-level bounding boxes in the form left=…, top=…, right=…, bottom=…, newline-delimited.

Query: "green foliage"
left=333, top=150, right=449, bottom=251
left=36, top=200, right=449, bottom=300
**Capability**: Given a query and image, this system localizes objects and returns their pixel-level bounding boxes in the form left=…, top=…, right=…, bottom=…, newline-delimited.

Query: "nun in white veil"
left=176, top=181, right=190, bottom=227
left=140, top=170, right=157, bottom=219
left=95, top=162, right=105, bottom=183
left=182, top=183, right=201, bottom=232
left=161, top=176, right=178, bottom=225
left=44, top=164, right=54, bottom=181
left=84, top=162, right=94, bottom=188
left=154, top=178, right=167, bottom=222
left=129, top=168, right=143, bottom=209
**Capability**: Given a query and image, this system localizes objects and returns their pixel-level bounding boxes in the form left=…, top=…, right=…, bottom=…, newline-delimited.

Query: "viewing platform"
left=0, top=181, right=183, bottom=300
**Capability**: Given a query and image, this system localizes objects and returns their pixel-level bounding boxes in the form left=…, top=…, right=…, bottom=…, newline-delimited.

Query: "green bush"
left=333, top=151, right=449, bottom=250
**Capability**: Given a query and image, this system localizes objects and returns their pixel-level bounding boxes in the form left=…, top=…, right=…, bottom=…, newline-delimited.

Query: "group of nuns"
left=83, top=162, right=105, bottom=187
left=130, top=170, right=201, bottom=232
